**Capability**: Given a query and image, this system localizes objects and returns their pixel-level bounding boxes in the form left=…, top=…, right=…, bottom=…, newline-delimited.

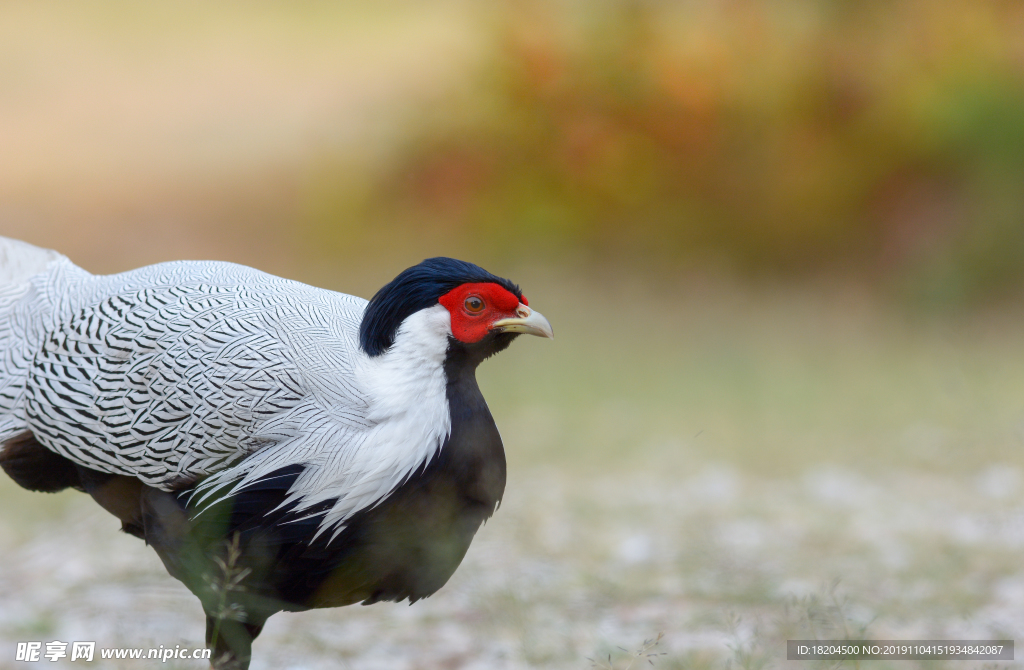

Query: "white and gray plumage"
left=0, top=237, right=552, bottom=669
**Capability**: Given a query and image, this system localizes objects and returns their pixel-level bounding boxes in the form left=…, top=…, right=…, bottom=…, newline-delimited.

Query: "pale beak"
left=491, top=304, right=554, bottom=339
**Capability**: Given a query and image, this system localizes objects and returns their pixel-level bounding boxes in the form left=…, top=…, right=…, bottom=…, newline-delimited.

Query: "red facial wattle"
left=438, top=283, right=522, bottom=343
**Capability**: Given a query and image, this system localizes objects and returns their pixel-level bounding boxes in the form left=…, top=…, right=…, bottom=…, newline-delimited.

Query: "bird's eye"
left=464, top=296, right=485, bottom=313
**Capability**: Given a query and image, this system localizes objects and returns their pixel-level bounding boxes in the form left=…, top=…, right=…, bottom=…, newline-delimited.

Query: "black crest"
left=359, top=257, right=521, bottom=357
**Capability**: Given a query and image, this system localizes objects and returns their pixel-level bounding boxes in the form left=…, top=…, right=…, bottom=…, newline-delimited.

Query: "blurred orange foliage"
left=308, top=0, right=1024, bottom=305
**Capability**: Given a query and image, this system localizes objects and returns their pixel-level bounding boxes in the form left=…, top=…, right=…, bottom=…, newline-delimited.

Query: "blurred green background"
left=313, top=0, right=1024, bottom=310
left=3, top=2, right=1024, bottom=668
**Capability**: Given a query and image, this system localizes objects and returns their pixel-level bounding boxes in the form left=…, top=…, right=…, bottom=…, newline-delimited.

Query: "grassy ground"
left=2, top=278, right=1023, bottom=669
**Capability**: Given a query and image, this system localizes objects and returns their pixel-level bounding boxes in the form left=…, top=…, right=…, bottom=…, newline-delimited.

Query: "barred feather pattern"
left=0, top=242, right=453, bottom=537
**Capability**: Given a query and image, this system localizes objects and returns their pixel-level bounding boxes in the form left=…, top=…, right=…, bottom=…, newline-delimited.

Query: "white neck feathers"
left=314, top=304, right=453, bottom=536
left=359, top=304, right=452, bottom=425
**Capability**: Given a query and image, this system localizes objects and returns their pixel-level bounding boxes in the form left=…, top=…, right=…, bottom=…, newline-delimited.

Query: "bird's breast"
left=293, top=364, right=507, bottom=608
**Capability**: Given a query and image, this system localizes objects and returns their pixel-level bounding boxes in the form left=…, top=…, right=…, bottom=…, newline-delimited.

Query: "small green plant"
left=203, top=533, right=252, bottom=653
left=790, top=580, right=873, bottom=644
left=723, top=614, right=771, bottom=670
left=588, top=632, right=666, bottom=669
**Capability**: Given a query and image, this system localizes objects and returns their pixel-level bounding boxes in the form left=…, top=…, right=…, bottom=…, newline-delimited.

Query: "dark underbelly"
left=275, top=474, right=496, bottom=609
left=134, top=460, right=502, bottom=620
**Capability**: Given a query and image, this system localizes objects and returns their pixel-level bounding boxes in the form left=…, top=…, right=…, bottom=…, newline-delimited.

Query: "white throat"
left=359, top=304, right=453, bottom=425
